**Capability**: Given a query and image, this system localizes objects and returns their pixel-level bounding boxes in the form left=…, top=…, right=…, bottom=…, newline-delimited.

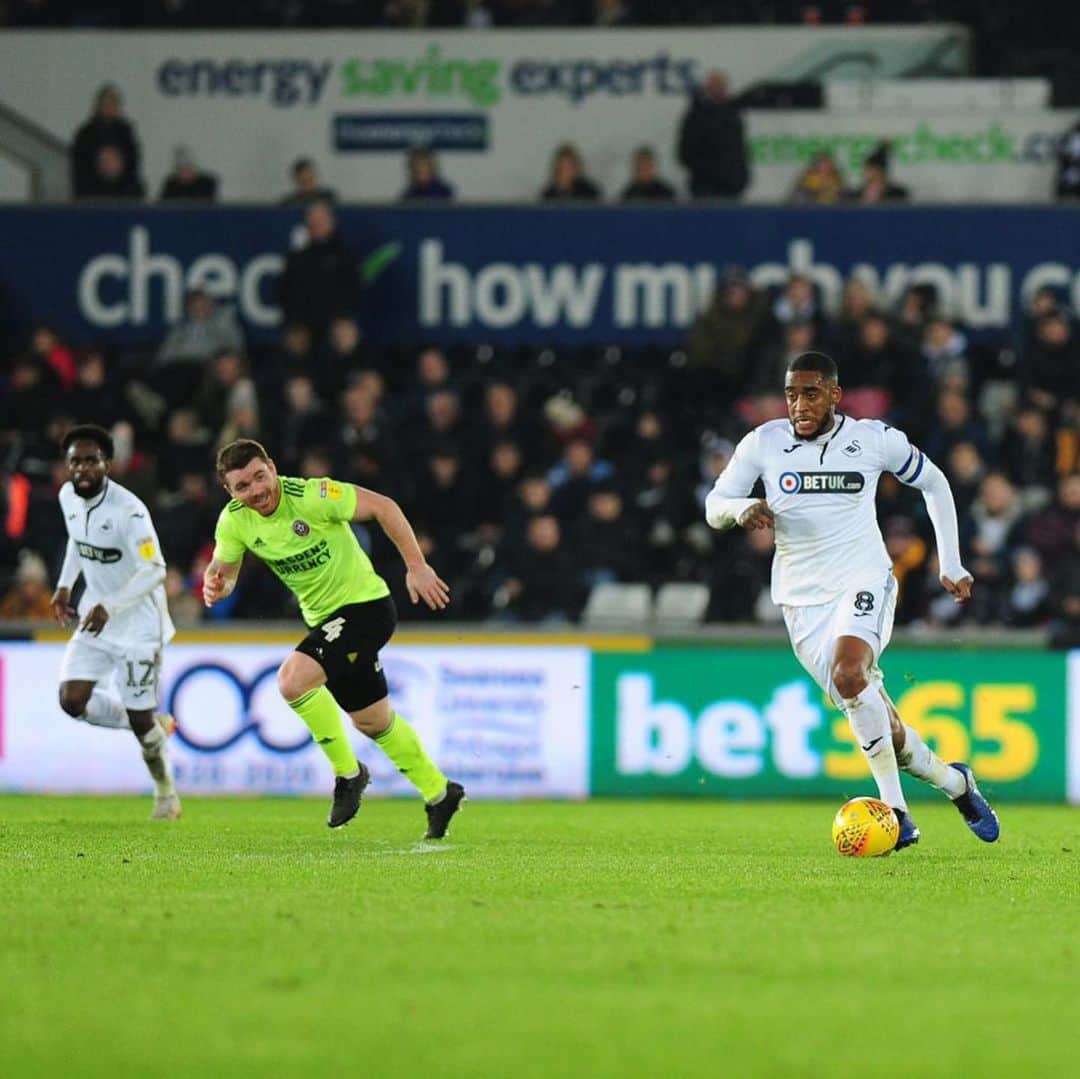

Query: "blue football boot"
left=894, top=808, right=921, bottom=851
left=949, top=763, right=1000, bottom=842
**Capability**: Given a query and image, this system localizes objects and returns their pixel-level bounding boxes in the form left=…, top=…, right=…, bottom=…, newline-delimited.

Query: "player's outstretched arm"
left=704, top=430, right=765, bottom=530
left=203, top=558, right=241, bottom=607
left=352, top=487, right=450, bottom=611
left=907, top=454, right=973, bottom=604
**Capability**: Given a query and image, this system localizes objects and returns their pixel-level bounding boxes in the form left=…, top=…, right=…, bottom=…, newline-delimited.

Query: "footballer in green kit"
left=203, top=439, right=464, bottom=837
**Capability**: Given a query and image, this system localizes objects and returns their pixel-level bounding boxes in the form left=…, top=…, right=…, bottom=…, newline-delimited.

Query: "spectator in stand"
left=155, top=289, right=245, bottom=405
left=540, top=143, right=601, bottom=201
left=575, top=486, right=642, bottom=589
left=67, top=348, right=123, bottom=429
left=843, top=312, right=926, bottom=428
left=687, top=267, right=768, bottom=398
left=0, top=549, right=52, bottom=620
left=194, top=350, right=259, bottom=449
left=156, top=471, right=218, bottom=572
left=30, top=326, right=76, bottom=391
left=1022, top=312, right=1078, bottom=416
left=1004, top=547, right=1051, bottom=627
left=921, top=315, right=970, bottom=390
left=547, top=438, right=616, bottom=522
left=924, top=389, right=991, bottom=464
left=496, top=514, right=581, bottom=624
left=620, top=146, right=676, bottom=201
left=965, top=472, right=1028, bottom=623
left=893, top=283, right=937, bottom=351
left=71, top=83, right=142, bottom=199
left=333, top=379, right=399, bottom=489
left=1024, top=472, right=1080, bottom=565
left=676, top=69, right=749, bottom=200
left=845, top=141, right=909, bottom=203
left=944, top=441, right=988, bottom=521
left=771, top=273, right=823, bottom=335
left=314, top=316, right=365, bottom=399
left=1000, top=405, right=1058, bottom=496
left=480, top=381, right=546, bottom=465
left=280, top=157, right=336, bottom=206
left=833, top=278, right=877, bottom=356
left=273, top=322, right=314, bottom=385
left=478, top=440, right=526, bottom=536
left=275, top=374, right=331, bottom=475
left=594, top=0, right=632, bottom=25
left=159, top=144, right=218, bottom=202
left=884, top=516, right=929, bottom=625
left=78, top=144, right=145, bottom=200
left=156, top=408, right=212, bottom=492
left=635, top=455, right=700, bottom=586
left=412, top=445, right=479, bottom=558
left=1055, top=118, right=1080, bottom=199
left=401, top=148, right=454, bottom=200
left=788, top=151, right=845, bottom=205
left=1048, top=520, right=1080, bottom=648
left=0, top=354, right=60, bottom=445
left=504, top=471, right=555, bottom=546
left=277, top=200, right=360, bottom=343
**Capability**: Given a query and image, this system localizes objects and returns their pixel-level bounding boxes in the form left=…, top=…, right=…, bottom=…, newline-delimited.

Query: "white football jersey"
left=58, top=478, right=175, bottom=647
left=708, top=415, right=939, bottom=606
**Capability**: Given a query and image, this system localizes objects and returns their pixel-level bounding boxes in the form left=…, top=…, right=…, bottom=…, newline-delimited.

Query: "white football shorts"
left=781, top=572, right=897, bottom=708
left=59, top=633, right=163, bottom=710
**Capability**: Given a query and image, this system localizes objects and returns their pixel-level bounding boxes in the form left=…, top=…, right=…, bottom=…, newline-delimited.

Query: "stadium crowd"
left=1, top=202, right=1076, bottom=641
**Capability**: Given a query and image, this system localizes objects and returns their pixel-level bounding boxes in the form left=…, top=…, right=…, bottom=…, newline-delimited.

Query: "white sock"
left=896, top=724, right=967, bottom=798
left=81, top=688, right=131, bottom=729
left=842, top=684, right=907, bottom=810
left=138, top=724, right=176, bottom=797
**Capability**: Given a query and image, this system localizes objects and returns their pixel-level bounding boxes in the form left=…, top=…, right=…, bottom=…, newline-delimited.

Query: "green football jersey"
left=212, top=476, right=389, bottom=627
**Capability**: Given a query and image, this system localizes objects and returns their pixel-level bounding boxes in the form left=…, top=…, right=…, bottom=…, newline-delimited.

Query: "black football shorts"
left=295, top=595, right=397, bottom=712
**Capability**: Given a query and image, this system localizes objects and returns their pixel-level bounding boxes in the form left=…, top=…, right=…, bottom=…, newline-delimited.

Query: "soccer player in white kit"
left=706, top=353, right=999, bottom=849
left=51, top=425, right=181, bottom=820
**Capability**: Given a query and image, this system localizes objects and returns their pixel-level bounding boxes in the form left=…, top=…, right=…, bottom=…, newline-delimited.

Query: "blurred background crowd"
left=1, top=195, right=1076, bottom=642
left=0, top=5, right=1077, bottom=643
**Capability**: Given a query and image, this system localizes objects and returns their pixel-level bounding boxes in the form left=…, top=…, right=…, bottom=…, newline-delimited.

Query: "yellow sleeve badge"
left=319, top=480, right=343, bottom=501
left=138, top=537, right=157, bottom=560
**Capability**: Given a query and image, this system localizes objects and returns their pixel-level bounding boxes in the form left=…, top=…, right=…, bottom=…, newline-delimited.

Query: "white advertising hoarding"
left=0, top=27, right=984, bottom=204
left=0, top=642, right=590, bottom=799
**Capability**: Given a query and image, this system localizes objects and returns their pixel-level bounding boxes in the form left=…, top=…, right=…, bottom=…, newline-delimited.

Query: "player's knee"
left=58, top=685, right=88, bottom=718
left=831, top=662, right=868, bottom=700
left=277, top=661, right=312, bottom=703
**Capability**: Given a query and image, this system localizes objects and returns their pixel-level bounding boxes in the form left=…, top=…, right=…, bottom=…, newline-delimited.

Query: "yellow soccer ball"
left=832, top=796, right=899, bottom=857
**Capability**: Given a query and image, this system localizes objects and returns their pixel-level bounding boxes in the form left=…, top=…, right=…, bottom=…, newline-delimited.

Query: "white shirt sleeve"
left=57, top=538, right=81, bottom=590
left=881, top=426, right=968, bottom=581
left=705, top=429, right=763, bottom=530
left=104, top=504, right=168, bottom=617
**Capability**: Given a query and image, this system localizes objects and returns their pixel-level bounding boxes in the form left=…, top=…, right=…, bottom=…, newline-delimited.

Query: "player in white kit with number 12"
left=51, top=425, right=181, bottom=820
left=706, top=352, right=999, bottom=849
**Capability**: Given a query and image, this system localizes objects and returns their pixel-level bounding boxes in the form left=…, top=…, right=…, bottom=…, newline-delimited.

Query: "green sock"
left=287, top=687, right=358, bottom=778
left=374, top=712, right=447, bottom=802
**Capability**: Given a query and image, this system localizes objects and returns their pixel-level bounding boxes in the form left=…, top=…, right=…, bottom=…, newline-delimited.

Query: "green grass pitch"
left=1, top=796, right=1077, bottom=1078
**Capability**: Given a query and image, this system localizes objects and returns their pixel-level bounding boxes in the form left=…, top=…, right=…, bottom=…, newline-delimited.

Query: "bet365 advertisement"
left=590, top=648, right=1071, bottom=801
left=0, top=642, right=1076, bottom=801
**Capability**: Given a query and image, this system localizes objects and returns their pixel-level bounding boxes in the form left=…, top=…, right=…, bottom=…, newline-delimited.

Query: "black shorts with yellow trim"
left=294, top=595, right=397, bottom=712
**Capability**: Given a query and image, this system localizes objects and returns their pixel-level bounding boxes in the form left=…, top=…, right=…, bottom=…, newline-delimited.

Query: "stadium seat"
left=581, top=582, right=652, bottom=630
left=652, top=582, right=711, bottom=632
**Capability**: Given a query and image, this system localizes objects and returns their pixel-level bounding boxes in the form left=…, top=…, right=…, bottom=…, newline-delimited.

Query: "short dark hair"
left=62, top=424, right=113, bottom=459
left=217, top=439, right=271, bottom=481
left=786, top=351, right=838, bottom=381
left=292, top=157, right=314, bottom=177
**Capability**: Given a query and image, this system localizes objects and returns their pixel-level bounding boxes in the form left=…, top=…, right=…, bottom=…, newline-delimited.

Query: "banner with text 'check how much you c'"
left=590, top=648, right=1069, bottom=801
left=4, top=205, right=1080, bottom=347
left=0, top=643, right=590, bottom=799
left=0, top=27, right=973, bottom=203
